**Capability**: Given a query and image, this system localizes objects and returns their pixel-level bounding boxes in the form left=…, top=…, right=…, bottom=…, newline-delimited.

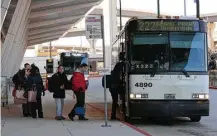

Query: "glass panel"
left=131, top=33, right=169, bottom=72
left=133, top=33, right=168, bottom=45
left=170, top=32, right=206, bottom=71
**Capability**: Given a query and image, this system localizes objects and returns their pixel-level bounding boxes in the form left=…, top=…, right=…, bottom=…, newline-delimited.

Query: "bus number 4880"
left=135, top=82, right=153, bottom=87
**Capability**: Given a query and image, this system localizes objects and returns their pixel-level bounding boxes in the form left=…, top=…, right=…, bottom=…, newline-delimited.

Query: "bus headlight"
left=205, top=94, right=209, bottom=99
left=135, top=94, right=141, bottom=98
left=130, top=94, right=135, bottom=98
left=130, top=94, right=148, bottom=99
left=192, top=94, right=209, bottom=99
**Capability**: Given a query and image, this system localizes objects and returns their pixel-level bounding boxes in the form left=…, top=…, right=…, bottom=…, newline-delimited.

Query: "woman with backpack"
left=49, top=65, right=68, bottom=120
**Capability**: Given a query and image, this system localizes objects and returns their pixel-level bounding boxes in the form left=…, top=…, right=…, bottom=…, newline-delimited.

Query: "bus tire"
left=190, top=116, right=201, bottom=122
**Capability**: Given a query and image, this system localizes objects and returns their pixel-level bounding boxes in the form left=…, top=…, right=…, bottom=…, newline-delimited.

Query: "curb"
left=209, top=86, right=217, bottom=89
left=87, top=103, right=152, bottom=136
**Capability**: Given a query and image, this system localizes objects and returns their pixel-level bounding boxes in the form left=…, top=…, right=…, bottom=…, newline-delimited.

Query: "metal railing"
left=209, top=70, right=217, bottom=88
left=1, top=76, right=14, bottom=107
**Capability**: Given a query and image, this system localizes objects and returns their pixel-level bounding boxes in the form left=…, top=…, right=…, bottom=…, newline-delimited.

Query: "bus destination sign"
left=137, top=20, right=200, bottom=32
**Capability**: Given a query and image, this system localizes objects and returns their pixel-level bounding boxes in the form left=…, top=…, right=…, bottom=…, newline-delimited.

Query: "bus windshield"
left=131, top=32, right=207, bottom=72
left=170, top=32, right=206, bottom=72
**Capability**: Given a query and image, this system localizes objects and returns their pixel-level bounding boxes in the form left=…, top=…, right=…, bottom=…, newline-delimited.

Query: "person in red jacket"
left=68, top=63, right=88, bottom=121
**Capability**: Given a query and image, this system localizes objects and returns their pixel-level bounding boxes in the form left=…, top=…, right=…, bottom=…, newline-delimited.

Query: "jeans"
left=55, top=98, right=64, bottom=117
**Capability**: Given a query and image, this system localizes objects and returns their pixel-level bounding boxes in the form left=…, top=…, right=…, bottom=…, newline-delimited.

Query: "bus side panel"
left=129, top=75, right=209, bottom=99
left=128, top=75, right=209, bottom=118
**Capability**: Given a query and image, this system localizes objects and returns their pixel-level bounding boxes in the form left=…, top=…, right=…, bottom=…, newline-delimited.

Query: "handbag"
left=28, top=89, right=37, bottom=102
left=15, top=89, right=26, bottom=100
left=14, top=97, right=27, bottom=104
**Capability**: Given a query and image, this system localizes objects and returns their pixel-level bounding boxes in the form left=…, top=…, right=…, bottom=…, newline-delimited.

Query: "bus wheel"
left=190, top=116, right=201, bottom=122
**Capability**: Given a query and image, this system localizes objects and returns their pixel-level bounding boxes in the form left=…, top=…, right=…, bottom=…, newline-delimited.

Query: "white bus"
left=46, top=52, right=89, bottom=90
left=112, top=16, right=209, bottom=122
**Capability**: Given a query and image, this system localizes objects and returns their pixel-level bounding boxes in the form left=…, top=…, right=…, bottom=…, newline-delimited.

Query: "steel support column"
left=208, top=22, right=216, bottom=50
left=1, top=0, right=31, bottom=77
left=11, top=23, right=29, bottom=76
left=6, top=11, right=30, bottom=77
left=1, top=0, right=11, bottom=29
left=103, top=0, right=117, bottom=69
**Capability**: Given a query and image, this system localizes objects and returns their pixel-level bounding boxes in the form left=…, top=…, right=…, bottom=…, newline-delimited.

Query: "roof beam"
left=64, top=30, right=86, bottom=37
left=91, top=8, right=162, bottom=18
left=30, top=0, right=69, bottom=10
left=206, top=16, right=217, bottom=22
left=28, top=30, right=66, bottom=40
left=1, top=27, right=6, bottom=38
left=30, top=2, right=97, bottom=18
left=28, top=24, right=71, bottom=36
left=28, top=15, right=82, bottom=29
left=28, top=35, right=61, bottom=44
left=28, top=38, right=59, bottom=46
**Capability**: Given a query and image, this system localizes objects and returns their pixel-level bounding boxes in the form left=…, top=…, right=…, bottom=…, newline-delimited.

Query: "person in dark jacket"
left=109, top=62, right=124, bottom=120
left=50, top=65, right=68, bottom=120
left=209, top=56, right=216, bottom=70
left=68, top=63, right=88, bottom=121
left=27, top=67, right=45, bottom=118
left=12, top=63, right=31, bottom=117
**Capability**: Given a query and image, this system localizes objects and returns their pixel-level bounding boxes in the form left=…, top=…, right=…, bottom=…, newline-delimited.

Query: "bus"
left=112, top=16, right=209, bottom=122
left=46, top=52, right=89, bottom=90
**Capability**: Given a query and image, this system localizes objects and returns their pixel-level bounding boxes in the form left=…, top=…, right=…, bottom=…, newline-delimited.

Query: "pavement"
left=2, top=77, right=217, bottom=136
left=1, top=78, right=151, bottom=136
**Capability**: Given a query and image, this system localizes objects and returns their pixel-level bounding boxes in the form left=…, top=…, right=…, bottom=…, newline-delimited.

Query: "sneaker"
left=79, top=117, right=88, bottom=121
left=55, top=116, right=61, bottom=120
left=68, top=114, right=74, bottom=121
left=61, top=116, right=66, bottom=120
left=23, top=114, right=28, bottom=117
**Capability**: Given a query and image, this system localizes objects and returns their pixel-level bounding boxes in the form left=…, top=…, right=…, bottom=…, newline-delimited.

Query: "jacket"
left=27, top=75, right=45, bottom=99
left=12, top=69, right=26, bottom=90
left=72, top=69, right=86, bottom=92
left=51, top=72, right=68, bottom=98
left=110, top=62, right=125, bottom=94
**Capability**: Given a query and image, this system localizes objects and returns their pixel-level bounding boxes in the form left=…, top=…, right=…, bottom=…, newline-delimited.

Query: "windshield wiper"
left=150, top=61, right=158, bottom=77
left=182, top=68, right=190, bottom=77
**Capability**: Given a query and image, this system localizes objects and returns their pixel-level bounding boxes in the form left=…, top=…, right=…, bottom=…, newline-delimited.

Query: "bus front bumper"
left=129, top=100, right=209, bottom=117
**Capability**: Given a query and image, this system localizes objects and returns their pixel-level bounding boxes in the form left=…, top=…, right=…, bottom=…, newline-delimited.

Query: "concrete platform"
left=1, top=117, right=147, bottom=136
left=1, top=91, right=152, bottom=136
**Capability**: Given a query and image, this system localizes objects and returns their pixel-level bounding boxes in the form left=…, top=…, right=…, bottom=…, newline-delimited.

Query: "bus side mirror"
left=119, top=52, right=125, bottom=61
left=44, top=66, right=47, bottom=69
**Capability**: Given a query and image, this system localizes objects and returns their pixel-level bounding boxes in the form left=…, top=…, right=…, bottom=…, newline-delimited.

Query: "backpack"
left=48, top=74, right=55, bottom=92
left=102, top=75, right=111, bottom=89
left=65, top=76, right=73, bottom=90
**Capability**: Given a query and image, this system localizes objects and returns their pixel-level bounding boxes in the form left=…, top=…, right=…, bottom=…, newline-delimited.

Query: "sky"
left=116, top=0, right=217, bottom=16
left=26, top=0, right=217, bottom=57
